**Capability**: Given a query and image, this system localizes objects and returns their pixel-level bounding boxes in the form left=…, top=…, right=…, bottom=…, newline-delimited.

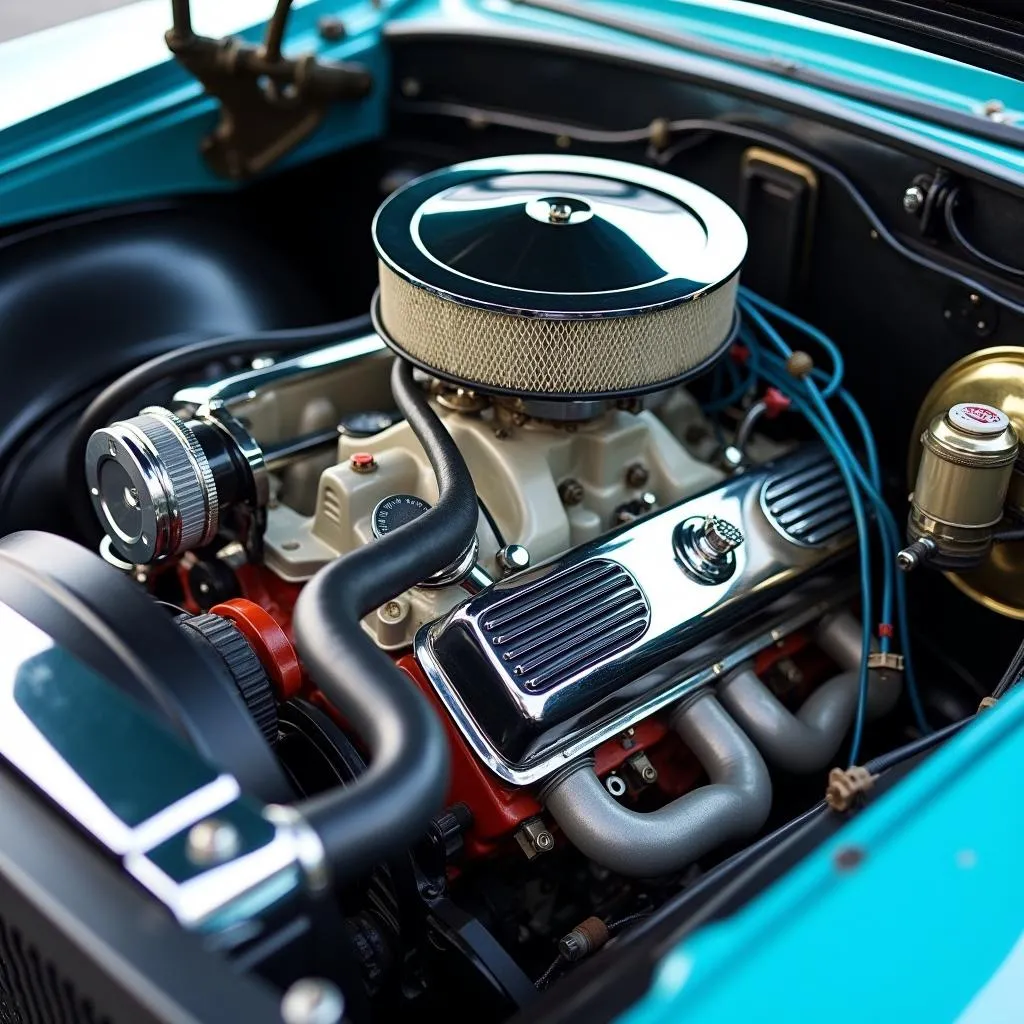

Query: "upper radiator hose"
left=540, top=693, right=771, bottom=877
left=292, top=358, right=479, bottom=881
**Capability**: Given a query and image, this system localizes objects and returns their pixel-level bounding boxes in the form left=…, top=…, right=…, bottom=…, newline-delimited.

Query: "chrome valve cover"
left=415, top=446, right=857, bottom=785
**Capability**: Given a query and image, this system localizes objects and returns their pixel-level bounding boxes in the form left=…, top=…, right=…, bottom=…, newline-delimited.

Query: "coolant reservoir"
left=904, top=402, right=1018, bottom=568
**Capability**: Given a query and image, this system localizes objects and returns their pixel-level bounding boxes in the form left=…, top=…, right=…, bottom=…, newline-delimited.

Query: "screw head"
left=281, top=978, right=345, bottom=1024
left=902, top=185, right=926, bottom=214
left=534, top=830, right=555, bottom=852
left=558, top=478, right=584, bottom=506
left=625, top=462, right=649, bottom=488
left=186, top=818, right=241, bottom=866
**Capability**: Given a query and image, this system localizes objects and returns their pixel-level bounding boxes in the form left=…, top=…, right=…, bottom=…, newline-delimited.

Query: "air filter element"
left=372, top=155, right=747, bottom=400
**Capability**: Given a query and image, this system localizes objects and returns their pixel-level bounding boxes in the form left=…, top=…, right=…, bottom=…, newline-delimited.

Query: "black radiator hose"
left=292, top=358, right=479, bottom=881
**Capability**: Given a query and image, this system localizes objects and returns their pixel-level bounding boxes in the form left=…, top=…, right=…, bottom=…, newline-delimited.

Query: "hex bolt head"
left=186, top=819, right=241, bottom=866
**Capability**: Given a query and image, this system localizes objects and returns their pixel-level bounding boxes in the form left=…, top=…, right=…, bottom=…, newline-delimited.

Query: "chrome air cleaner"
left=372, top=155, right=747, bottom=400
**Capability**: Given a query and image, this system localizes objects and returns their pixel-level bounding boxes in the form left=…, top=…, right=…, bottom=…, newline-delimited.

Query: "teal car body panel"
left=1, top=0, right=1024, bottom=226
left=621, top=684, right=1024, bottom=1022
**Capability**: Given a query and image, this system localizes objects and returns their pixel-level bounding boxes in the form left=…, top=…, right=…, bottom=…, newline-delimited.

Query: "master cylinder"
left=899, top=402, right=1018, bottom=571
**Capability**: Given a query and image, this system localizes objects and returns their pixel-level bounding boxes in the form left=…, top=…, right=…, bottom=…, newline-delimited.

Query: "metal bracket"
left=166, top=0, right=372, bottom=180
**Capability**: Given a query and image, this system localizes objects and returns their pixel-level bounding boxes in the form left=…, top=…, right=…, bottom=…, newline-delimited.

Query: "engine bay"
left=2, top=8, right=1024, bottom=1021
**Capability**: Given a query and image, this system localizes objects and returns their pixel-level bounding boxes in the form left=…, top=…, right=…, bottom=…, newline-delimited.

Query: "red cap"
left=350, top=451, right=377, bottom=473
left=763, top=386, right=792, bottom=419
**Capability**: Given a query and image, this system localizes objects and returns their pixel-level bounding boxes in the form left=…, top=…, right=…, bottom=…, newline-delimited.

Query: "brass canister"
left=909, top=402, right=1018, bottom=560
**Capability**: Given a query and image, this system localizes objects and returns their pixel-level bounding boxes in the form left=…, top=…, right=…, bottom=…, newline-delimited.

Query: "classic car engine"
left=2, top=3, right=1024, bottom=1020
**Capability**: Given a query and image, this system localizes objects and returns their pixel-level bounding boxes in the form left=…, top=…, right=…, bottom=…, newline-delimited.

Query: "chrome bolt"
left=558, top=478, right=584, bottom=506
left=902, top=185, right=926, bottom=215
left=186, top=818, right=241, bottom=866
left=281, top=978, right=345, bottom=1024
left=497, top=544, right=530, bottom=574
left=625, top=462, right=649, bottom=488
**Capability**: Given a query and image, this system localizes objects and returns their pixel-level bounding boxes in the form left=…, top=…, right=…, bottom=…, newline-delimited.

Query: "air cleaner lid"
left=371, top=154, right=746, bottom=399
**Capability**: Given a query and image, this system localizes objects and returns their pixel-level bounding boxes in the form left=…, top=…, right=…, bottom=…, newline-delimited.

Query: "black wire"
left=606, top=910, right=653, bottom=934
left=863, top=718, right=968, bottom=773
left=992, top=637, right=1024, bottom=700
left=66, top=312, right=373, bottom=537
left=943, top=186, right=1024, bottom=279
left=477, top=495, right=508, bottom=549
left=535, top=954, right=566, bottom=990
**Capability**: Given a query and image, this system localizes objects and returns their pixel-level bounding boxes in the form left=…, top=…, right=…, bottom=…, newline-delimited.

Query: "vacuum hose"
left=292, top=358, right=479, bottom=881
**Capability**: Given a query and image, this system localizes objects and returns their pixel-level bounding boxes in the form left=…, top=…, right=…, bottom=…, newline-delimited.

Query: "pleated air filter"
left=372, top=154, right=746, bottom=400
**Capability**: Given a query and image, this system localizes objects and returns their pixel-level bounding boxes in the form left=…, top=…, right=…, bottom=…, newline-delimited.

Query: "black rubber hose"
left=65, top=312, right=373, bottom=537
left=292, top=358, right=479, bottom=880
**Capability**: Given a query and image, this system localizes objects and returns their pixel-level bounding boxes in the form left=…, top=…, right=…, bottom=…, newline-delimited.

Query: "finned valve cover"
left=372, top=155, right=747, bottom=399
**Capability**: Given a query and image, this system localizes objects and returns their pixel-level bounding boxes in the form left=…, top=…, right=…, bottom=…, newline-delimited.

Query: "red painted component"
left=235, top=563, right=304, bottom=641
left=730, top=342, right=750, bottom=365
left=397, top=655, right=541, bottom=859
left=210, top=597, right=303, bottom=699
left=878, top=622, right=894, bottom=639
left=349, top=451, right=378, bottom=473
left=763, top=386, right=792, bottom=418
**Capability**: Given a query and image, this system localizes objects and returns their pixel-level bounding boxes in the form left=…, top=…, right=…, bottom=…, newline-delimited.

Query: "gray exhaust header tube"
left=540, top=694, right=770, bottom=877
